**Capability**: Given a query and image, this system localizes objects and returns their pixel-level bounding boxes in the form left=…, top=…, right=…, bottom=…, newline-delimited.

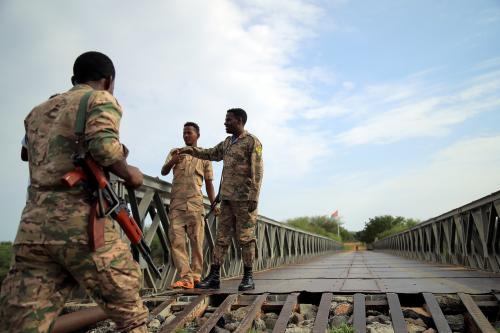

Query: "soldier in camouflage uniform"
left=180, top=108, right=263, bottom=291
left=0, top=51, right=149, bottom=332
left=161, top=122, right=217, bottom=289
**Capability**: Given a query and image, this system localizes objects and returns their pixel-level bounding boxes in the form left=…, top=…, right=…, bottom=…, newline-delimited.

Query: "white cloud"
left=332, top=69, right=500, bottom=145
left=0, top=0, right=329, bottom=241
left=1, top=0, right=499, bottom=244
left=273, top=135, right=500, bottom=231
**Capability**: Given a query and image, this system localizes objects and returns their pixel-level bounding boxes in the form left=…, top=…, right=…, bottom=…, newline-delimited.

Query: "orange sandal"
left=171, top=279, right=194, bottom=289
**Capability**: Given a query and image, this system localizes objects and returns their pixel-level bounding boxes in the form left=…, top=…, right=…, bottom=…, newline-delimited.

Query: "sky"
left=0, top=0, right=499, bottom=241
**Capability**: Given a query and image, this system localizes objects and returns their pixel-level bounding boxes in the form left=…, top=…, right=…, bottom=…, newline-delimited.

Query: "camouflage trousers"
left=168, top=209, right=205, bottom=283
left=212, top=200, right=257, bottom=267
left=0, top=240, right=148, bottom=333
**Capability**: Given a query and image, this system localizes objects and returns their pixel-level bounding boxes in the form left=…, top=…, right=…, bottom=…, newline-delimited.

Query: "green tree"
left=377, top=218, right=419, bottom=239
left=357, top=215, right=419, bottom=243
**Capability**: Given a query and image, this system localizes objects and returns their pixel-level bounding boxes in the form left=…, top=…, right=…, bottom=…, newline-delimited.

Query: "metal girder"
left=111, top=175, right=342, bottom=290
left=373, top=189, right=500, bottom=273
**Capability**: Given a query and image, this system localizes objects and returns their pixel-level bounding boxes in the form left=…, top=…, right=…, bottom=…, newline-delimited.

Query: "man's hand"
left=178, top=147, right=194, bottom=155
left=170, top=149, right=185, bottom=165
left=108, top=160, right=143, bottom=188
left=213, top=205, right=221, bottom=216
left=248, top=200, right=258, bottom=213
left=124, top=165, right=144, bottom=189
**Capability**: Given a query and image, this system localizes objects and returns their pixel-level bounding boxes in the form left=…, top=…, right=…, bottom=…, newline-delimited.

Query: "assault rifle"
left=62, top=154, right=161, bottom=279
left=206, top=194, right=220, bottom=219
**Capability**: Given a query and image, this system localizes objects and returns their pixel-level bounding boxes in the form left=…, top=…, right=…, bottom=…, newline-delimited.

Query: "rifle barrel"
left=136, top=242, right=162, bottom=279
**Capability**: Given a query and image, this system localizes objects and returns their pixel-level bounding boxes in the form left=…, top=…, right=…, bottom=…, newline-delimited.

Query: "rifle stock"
left=62, top=155, right=161, bottom=279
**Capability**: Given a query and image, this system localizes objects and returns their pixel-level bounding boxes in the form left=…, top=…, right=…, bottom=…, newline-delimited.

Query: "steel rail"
left=56, top=291, right=500, bottom=332
left=373, top=189, right=500, bottom=273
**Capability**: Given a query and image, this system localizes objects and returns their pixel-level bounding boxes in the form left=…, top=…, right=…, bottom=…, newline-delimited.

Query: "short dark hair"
left=73, top=51, right=115, bottom=84
left=184, top=122, right=200, bottom=134
left=227, top=108, right=247, bottom=125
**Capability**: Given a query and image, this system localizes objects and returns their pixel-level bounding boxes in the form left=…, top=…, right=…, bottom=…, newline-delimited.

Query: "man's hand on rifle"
left=125, top=165, right=144, bottom=189
left=108, top=159, right=144, bottom=189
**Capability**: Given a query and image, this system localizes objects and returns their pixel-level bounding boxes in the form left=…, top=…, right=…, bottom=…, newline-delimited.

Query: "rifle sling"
left=74, top=90, right=106, bottom=250
left=75, top=90, right=93, bottom=153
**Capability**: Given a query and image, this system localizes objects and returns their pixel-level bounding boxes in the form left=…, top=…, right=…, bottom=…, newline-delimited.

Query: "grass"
left=329, top=323, right=354, bottom=333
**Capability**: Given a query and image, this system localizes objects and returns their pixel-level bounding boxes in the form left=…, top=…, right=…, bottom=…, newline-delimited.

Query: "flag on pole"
left=331, top=210, right=339, bottom=219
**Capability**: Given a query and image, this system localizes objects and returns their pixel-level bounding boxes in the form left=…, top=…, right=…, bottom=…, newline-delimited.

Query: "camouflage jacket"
left=163, top=147, right=213, bottom=212
left=15, top=84, right=126, bottom=245
left=191, top=131, right=263, bottom=202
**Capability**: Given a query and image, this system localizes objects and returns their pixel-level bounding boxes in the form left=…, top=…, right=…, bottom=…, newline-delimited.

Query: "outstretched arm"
left=180, top=140, right=226, bottom=161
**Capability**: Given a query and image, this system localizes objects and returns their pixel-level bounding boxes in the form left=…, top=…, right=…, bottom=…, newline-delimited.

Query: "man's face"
left=224, top=112, right=240, bottom=134
left=183, top=126, right=199, bottom=146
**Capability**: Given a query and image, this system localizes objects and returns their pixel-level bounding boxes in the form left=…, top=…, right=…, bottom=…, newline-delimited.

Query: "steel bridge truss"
left=112, top=175, right=342, bottom=291
left=373, top=190, right=500, bottom=273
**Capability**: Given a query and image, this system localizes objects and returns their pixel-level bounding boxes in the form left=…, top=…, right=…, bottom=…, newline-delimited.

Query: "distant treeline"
left=285, top=215, right=419, bottom=244
left=285, top=216, right=356, bottom=242
left=355, top=215, right=419, bottom=244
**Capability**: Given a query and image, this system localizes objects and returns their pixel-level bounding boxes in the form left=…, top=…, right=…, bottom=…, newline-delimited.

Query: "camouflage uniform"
left=0, top=84, right=148, bottom=333
left=191, top=131, right=263, bottom=267
left=163, top=149, right=213, bottom=283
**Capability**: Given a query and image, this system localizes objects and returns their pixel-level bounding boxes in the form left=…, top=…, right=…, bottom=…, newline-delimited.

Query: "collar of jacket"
left=70, top=84, right=93, bottom=92
left=235, top=130, right=249, bottom=140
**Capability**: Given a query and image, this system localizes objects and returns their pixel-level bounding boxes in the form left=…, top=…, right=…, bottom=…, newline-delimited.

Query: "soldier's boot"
left=195, top=265, right=220, bottom=289
left=238, top=266, right=255, bottom=291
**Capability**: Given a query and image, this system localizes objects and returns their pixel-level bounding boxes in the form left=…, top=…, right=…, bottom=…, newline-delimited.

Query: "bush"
left=0, top=242, right=13, bottom=285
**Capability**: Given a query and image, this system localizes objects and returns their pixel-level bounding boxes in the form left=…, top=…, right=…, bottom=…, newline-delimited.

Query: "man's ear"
left=104, top=77, right=112, bottom=90
left=71, top=76, right=76, bottom=85
left=104, top=76, right=115, bottom=94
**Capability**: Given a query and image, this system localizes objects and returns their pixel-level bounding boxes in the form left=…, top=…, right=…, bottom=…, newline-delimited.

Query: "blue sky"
left=0, top=0, right=499, bottom=241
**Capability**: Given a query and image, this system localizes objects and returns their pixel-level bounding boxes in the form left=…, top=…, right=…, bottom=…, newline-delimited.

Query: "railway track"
left=57, top=290, right=500, bottom=333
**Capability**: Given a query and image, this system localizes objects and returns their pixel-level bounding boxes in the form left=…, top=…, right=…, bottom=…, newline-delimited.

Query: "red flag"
left=331, top=210, right=339, bottom=218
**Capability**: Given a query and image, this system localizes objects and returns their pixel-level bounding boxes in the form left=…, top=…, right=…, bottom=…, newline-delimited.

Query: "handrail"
left=373, top=190, right=500, bottom=273
left=112, top=175, right=342, bottom=290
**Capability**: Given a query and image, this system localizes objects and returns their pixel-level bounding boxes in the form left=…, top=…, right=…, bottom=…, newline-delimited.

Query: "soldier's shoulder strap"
left=74, top=90, right=94, bottom=152
left=247, top=132, right=261, bottom=143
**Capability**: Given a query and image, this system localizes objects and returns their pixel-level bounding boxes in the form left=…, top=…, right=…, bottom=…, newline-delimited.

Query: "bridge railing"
left=113, top=175, right=342, bottom=291
left=372, top=190, right=500, bottom=273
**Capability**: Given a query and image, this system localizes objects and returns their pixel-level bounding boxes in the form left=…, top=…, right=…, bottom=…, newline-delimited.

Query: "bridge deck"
left=220, top=251, right=500, bottom=294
